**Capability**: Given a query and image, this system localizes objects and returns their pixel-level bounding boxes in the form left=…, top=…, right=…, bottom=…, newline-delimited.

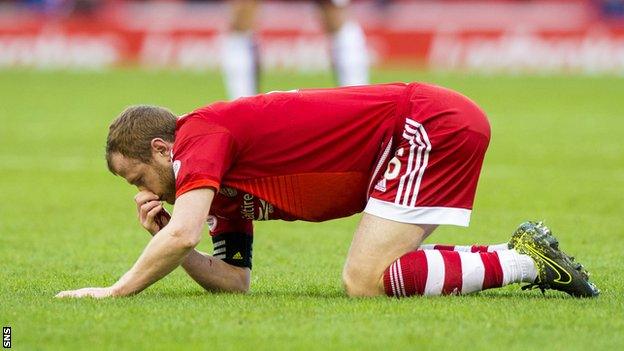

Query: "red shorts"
left=365, top=84, right=491, bottom=227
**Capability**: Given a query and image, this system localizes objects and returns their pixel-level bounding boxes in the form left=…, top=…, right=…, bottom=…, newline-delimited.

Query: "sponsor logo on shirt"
left=219, top=187, right=238, bottom=198
left=172, top=160, right=181, bottom=179
left=258, top=199, right=274, bottom=220
left=241, top=194, right=255, bottom=220
left=238, top=193, right=275, bottom=221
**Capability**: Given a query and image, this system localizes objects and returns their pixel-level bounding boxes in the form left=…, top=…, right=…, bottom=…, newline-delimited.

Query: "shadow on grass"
left=149, top=289, right=348, bottom=300
left=476, top=290, right=582, bottom=300
left=249, top=290, right=347, bottom=299
left=144, top=287, right=584, bottom=301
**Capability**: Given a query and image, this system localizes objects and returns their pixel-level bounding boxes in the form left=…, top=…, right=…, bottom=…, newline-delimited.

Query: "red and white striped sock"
left=383, top=249, right=536, bottom=297
left=419, top=243, right=510, bottom=253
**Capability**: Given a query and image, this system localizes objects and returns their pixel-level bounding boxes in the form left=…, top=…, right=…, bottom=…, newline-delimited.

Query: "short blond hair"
left=105, top=105, right=176, bottom=173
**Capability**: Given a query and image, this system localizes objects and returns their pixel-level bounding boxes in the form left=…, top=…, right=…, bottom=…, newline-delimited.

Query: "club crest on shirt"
left=172, top=160, right=181, bottom=179
left=206, top=215, right=218, bottom=231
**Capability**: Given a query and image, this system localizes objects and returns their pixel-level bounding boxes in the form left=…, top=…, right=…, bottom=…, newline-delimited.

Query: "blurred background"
left=1, top=0, right=623, bottom=76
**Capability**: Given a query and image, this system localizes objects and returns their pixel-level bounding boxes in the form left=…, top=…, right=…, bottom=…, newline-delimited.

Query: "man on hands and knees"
left=56, top=82, right=599, bottom=299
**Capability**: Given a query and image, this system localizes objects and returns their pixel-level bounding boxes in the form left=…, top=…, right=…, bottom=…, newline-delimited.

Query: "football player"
left=56, top=82, right=599, bottom=299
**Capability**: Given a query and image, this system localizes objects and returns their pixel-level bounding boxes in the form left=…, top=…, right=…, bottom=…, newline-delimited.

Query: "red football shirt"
left=173, top=83, right=413, bottom=235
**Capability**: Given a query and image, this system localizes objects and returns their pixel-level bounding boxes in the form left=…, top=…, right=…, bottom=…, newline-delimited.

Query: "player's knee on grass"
left=342, top=263, right=384, bottom=297
left=342, top=215, right=434, bottom=297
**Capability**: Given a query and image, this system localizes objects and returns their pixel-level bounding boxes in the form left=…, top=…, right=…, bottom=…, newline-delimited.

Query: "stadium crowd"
left=1, top=0, right=623, bottom=19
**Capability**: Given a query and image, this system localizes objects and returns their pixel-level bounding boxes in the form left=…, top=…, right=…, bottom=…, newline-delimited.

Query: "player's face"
left=110, top=152, right=176, bottom=204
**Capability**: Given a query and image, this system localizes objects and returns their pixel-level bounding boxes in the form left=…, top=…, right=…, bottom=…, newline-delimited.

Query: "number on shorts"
left=384, top=148, right=404, bottom=180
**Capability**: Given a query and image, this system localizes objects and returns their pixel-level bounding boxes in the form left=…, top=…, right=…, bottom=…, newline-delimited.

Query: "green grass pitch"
left=1, top=69, right=623, bottom=350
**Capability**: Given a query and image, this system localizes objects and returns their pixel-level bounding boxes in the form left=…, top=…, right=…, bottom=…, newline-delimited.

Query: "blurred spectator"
left=1, top=0, right=102, bottom=15
left=599, top=0, right=624, bottom=18
left=222, top=0, right=369, bottom=99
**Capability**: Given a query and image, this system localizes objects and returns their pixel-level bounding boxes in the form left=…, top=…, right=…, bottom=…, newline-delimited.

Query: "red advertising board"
left=1, top=1, right=623, bottom=73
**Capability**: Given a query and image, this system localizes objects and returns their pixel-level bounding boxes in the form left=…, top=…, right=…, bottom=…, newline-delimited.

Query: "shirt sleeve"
left=173, top=128, right=237, bottom=198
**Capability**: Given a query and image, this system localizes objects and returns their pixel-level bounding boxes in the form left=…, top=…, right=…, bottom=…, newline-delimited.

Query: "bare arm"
left=56, top=188, right=213, bottom=298
left=182, top=251, right=250, bottom=293
left=138, top=191, right=250, bottom=293
left=110, top=188, right=214, bottom=296
left=56, top=188, right=249, bottom=299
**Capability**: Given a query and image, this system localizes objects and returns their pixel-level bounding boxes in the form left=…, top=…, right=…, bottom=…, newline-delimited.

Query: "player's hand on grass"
left=55, top=287, right=116, bottom=299
left=135, top=190, right=171, bottom=236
